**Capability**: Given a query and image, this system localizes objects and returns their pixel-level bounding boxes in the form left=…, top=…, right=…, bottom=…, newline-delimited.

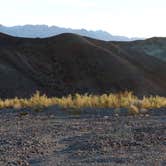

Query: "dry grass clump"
left=0, top=91, right=165, bottom=114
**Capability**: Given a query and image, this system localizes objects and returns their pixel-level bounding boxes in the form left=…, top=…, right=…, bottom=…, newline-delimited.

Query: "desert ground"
left=0, top=107, right=165, bottom=166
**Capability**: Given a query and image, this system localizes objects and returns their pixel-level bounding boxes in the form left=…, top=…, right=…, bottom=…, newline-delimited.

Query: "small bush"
left=0, top=91, right=165, bottom=114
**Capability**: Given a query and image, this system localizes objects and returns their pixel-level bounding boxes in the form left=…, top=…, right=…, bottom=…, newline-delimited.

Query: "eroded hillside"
left=0, top=33, right=165, bottom=98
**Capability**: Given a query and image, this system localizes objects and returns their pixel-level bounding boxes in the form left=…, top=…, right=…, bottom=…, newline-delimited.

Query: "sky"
left=0, top=0, right=166, bottom=38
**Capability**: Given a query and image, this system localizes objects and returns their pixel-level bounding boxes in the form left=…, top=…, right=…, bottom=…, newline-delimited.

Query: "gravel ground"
left=0, top=107, right=166, bottom=166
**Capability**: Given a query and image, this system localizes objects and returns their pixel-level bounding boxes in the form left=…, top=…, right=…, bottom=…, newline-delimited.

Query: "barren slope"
left=0, top=33, right=165, bottom=98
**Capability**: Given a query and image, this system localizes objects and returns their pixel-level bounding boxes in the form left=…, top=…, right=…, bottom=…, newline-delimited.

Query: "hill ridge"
left=0, top=32, right=165, bottom=98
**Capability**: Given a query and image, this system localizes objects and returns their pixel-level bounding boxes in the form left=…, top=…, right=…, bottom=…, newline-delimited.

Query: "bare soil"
left=0, top=107, right=166, bottom=166
left=0, top=33, right=166, bottom=98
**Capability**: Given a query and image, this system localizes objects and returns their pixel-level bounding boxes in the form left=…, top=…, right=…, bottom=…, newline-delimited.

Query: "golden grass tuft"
left=0, top=91, right=165, bottom=114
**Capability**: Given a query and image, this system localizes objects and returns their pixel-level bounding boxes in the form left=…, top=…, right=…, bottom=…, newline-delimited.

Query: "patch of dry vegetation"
left=0, top=91, right=165, bottom=113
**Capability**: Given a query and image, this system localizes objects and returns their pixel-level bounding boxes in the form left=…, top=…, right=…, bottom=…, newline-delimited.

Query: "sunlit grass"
left=0, top=91, right=165, bottom=114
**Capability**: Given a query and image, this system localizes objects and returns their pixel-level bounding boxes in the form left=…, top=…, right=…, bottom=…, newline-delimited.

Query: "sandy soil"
left=0, top=107, right=166, bottom=166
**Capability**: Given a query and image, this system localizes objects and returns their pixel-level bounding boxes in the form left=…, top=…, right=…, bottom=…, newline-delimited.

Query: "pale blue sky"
left=0, top=0, right=166, bottom=37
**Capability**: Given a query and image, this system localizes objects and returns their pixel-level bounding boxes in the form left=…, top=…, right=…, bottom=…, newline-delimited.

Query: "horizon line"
left=1, top=24, right=166, bottom=39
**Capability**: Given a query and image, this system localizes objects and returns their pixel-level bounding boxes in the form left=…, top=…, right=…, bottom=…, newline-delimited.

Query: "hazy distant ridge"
left=0, top=25, right=140, bottom=41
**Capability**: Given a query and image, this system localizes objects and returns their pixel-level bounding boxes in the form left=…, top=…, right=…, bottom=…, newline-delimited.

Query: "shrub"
left=0, top=91, right=165, bottom=114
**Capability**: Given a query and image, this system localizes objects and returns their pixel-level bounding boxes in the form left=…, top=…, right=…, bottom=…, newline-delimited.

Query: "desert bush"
left=0, top=91, right=165, bottom=114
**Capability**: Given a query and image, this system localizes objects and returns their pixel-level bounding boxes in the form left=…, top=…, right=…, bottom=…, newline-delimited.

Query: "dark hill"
left=112, top=37, right=166, bottom=62
left=0, top=33, right=165, bottom=98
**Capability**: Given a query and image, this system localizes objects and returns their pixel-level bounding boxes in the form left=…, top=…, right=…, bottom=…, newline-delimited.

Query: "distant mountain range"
left=0, top=25, right=141, bottom=41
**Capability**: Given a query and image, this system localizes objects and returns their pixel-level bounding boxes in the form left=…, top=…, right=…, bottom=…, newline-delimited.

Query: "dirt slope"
left=0, top=33, right=165, bottom=98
